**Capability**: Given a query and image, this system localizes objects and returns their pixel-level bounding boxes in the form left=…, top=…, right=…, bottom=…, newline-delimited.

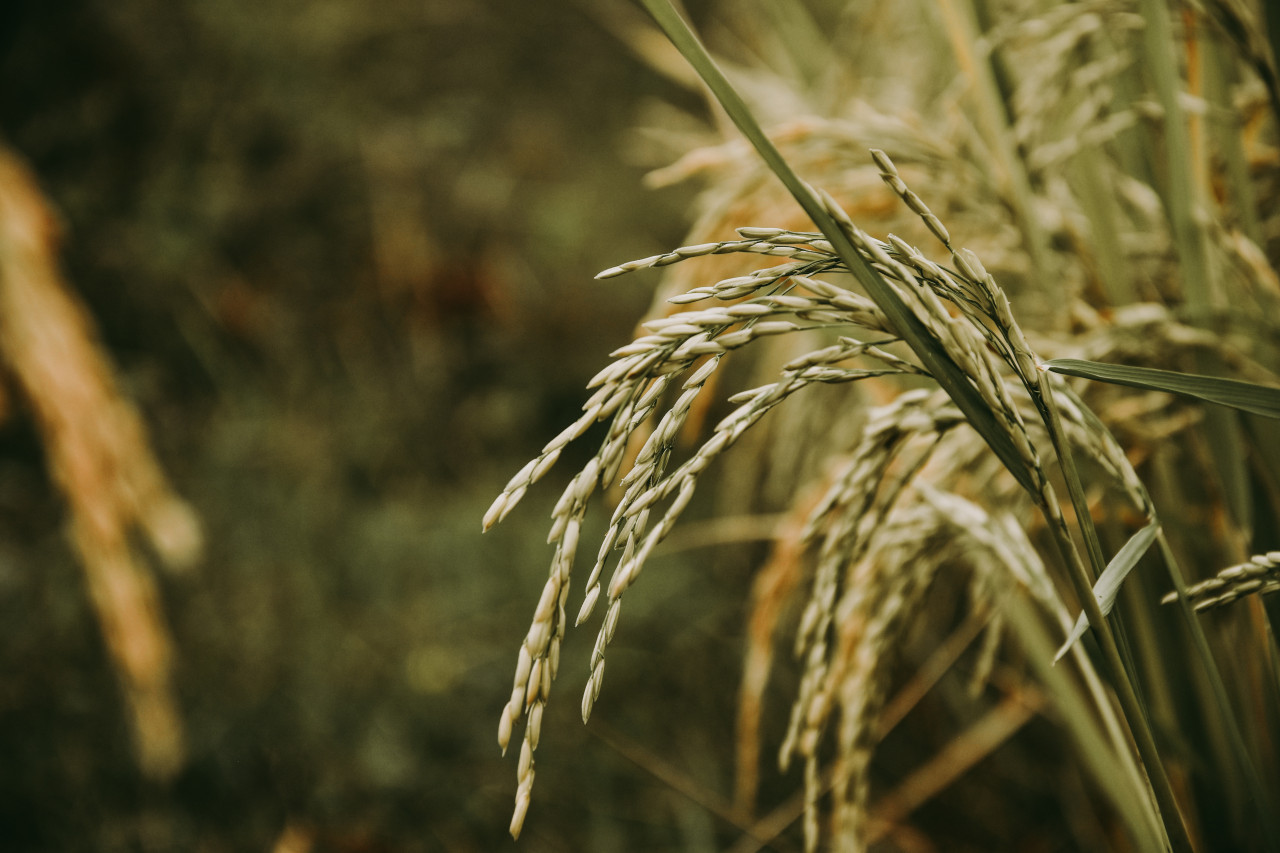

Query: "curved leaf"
left=1055, top=522, right=1160, bottom=663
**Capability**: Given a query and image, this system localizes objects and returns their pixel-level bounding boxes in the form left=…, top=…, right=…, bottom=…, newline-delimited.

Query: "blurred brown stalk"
left=0, top=143, right=201, bottom=780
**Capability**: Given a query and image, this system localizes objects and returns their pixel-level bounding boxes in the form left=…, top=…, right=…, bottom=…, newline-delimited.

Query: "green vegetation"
left=490, top=1, right=1280, bottom=849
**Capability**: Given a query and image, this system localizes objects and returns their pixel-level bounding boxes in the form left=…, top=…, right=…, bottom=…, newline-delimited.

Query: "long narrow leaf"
left=637, top=0, right=1039, bottom=496
left=1001, top=586, right=1168, bottom=851
left=1043, top=359, right=1280, bottom=419
left=1055, top=522, right=1160, bottom=662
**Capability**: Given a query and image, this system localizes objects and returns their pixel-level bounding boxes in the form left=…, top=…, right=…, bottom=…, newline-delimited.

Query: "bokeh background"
left=0, top=2, right=770, bottom=850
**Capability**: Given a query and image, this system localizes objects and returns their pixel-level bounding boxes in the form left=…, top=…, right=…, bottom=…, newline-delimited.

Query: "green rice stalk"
left=1063, top=377, right=1278, bottom=847
left=639, top=1, right=1191, bottom=848
left=638, top=0, right=1040, bottom=497
left=1140, top=0, right=1254, bottom=536
left=999, top=585, right=1167, bottom=853
left=1030, top=369, right=1190, bottom=853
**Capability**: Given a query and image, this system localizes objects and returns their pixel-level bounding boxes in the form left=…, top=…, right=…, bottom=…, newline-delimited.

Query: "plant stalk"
left=1033, top=371, right=1191, bottom=853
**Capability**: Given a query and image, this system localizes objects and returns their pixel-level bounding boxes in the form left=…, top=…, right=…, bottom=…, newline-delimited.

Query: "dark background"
left=0, top=2, right=779, bottom=850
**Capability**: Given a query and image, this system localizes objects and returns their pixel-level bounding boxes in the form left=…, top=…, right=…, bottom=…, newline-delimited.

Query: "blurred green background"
left=0, top=1, right=776, bottom=850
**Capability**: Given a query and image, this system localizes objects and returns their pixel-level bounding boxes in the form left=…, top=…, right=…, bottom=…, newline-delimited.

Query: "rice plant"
left=487, top=0, right=1280, bottom=849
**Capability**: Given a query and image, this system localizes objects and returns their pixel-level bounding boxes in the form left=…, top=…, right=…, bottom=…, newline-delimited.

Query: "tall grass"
left=488, top=0, right=1280, bottom=849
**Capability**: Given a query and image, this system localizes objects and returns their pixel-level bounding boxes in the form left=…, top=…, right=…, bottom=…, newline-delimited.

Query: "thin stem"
left=1033, top=370, right=1191, bottom=853
left=1000, top=587, right=1166, bottom=852
left=1141, top=0, right=1252, bottom=531
left=1157, top=530, right=1280, bottom=851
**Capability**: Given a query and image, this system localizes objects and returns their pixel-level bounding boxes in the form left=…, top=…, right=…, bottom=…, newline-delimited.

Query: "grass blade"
left=1043, top=358, right=1280, bottom=419
left=637, top=0, right=1039, bottom=496
left=1000, top=587, right=1168, bottom=852
left=1055, top=522, right=1159, bottom=662
left=1156, top=531, right=1280, bottom=851
left=1138, top=0, right=1256, bottom=538
left=638, top=3, right=1184, bottom=849
left=1032, top=374, right=1191, bottom=853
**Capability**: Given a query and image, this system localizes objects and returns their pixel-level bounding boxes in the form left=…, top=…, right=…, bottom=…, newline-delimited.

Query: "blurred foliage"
left=0, top=1, right=740, bottom=850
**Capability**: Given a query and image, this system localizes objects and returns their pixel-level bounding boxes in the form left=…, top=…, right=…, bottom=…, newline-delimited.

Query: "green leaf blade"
left=1055, top=521, right=1160, bottom=663
left=1043, top=358, right=1280, bottom=419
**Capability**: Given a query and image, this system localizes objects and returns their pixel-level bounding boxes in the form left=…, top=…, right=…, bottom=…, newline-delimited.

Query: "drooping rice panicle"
left=488, top=229, right=942, bottom=837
